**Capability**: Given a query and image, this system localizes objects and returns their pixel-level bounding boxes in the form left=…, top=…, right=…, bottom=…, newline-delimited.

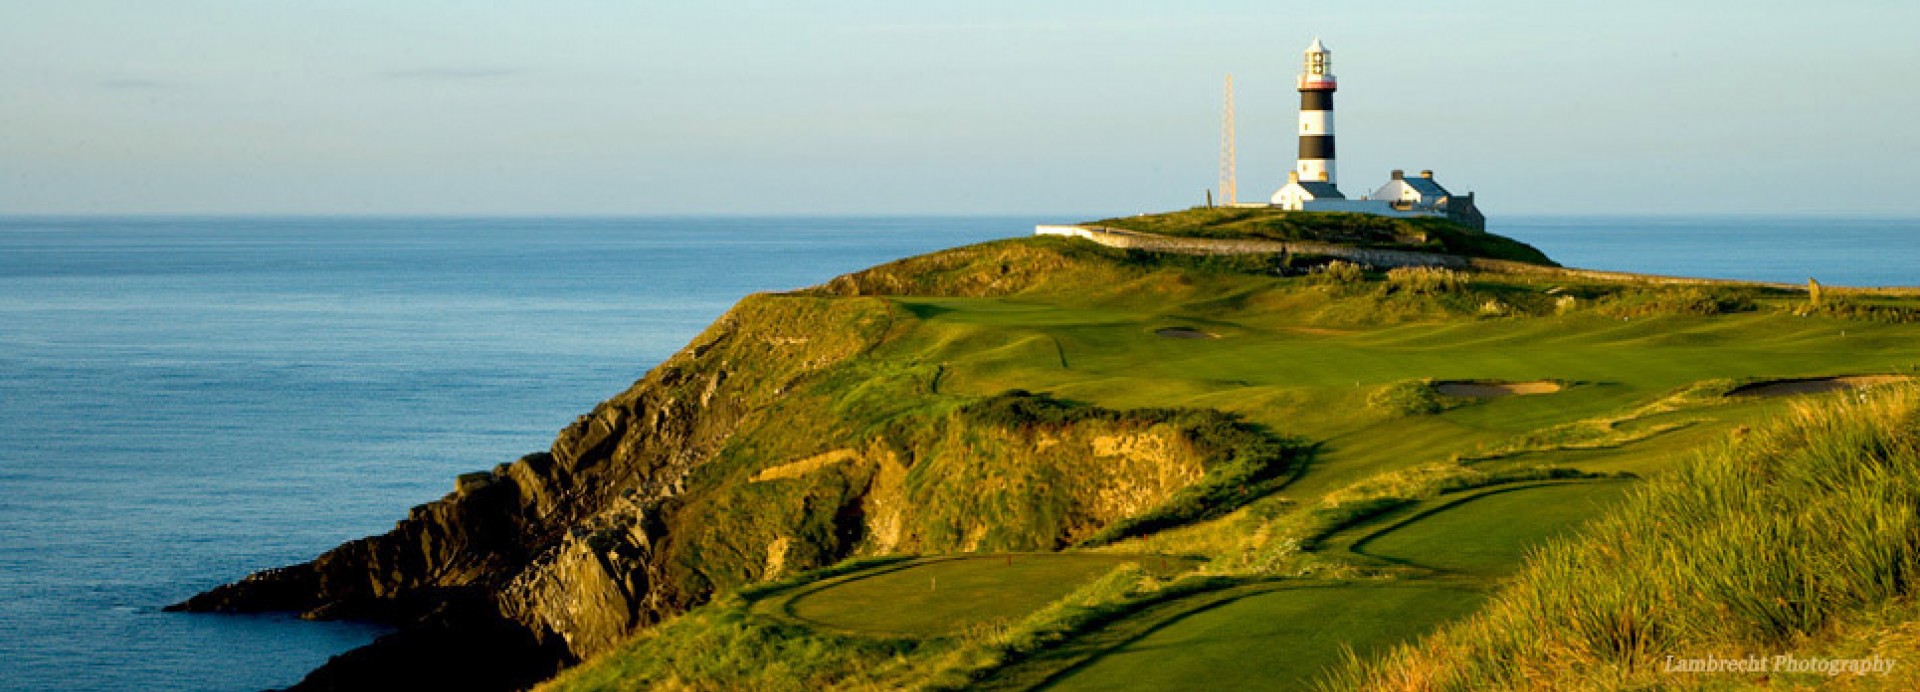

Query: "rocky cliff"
left=171, top=290, right=895, bottom=688
left=171, top=240, right=1301, bottom=691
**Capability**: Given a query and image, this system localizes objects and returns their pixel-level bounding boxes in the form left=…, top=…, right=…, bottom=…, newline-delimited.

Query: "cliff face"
left=170, top=292, right=898, bottom=688
left=170, top=240, right=1296, bottom=690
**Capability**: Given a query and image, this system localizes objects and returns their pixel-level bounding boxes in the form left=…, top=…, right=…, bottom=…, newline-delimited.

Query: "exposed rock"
left=170, top=295, right=896, bottom=690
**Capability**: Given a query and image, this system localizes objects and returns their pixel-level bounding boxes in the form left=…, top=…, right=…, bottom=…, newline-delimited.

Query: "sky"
left=3, top=1, right=1918, bottom=216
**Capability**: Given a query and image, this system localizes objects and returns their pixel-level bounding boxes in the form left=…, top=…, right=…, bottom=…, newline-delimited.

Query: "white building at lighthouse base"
left=1270, top=169, right=1484, bottom=231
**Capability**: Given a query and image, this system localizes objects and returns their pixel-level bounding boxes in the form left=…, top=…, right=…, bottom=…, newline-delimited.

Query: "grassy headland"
left=305, top=210, right=1920, bottom=691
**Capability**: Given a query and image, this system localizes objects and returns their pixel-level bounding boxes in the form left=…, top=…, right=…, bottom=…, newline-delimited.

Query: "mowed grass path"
left=776, top=554, right=1197, bottom=636
left=1349, top=480, right=1637, bottom=576
left=1043, top=582, right=1487, bottom=691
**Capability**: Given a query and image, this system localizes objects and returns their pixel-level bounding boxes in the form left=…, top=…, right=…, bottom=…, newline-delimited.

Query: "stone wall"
left=1035, top=225, right=1802, bottom=289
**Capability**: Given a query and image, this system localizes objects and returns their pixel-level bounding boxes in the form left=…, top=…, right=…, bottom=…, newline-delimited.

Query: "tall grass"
left=1384, top=267, right=1468, bottom=296
left=1793, top=295, right=1920, bottom=323
left=1323, top=385, right=1920, bottom=690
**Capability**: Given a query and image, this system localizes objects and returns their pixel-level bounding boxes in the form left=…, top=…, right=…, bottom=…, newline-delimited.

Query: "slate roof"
left=1402, top=176, right=1450, bottom=199
left=1296, top=181, right=1345, bottom=199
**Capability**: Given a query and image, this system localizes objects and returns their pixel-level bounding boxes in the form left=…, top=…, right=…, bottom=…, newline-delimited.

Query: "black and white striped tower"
left=1296, top=37, right=1337, bottom=185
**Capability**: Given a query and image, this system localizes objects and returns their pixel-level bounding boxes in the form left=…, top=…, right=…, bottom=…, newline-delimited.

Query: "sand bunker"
left=1155, top=327, right=1217, bottom=340
left=1435, top=380, right=1564, bottom=398
left=1727, top=375, right=1912, bottom=398
left=751, top=449, right=858, bottom=483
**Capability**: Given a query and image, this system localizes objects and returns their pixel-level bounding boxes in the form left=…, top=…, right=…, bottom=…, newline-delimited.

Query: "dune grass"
left=1324, top=385, right=1920, bottom=690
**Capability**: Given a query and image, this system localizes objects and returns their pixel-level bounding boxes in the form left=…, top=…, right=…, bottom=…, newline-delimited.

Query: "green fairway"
left=777, top=554, right=1197, bottom=636
left=1042, top=582, right=1487, bottom=691
left=1350, top=481, right=1636, bottom=576
left=884, top=291, right=1920, bottom=510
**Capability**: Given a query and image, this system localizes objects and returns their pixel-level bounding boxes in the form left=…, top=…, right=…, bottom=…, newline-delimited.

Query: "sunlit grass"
left=1324, top=386, right=1920, bottom=690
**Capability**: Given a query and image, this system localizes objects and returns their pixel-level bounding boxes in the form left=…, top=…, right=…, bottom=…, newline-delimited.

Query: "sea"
left=0, top=215, right=1914, bottom=691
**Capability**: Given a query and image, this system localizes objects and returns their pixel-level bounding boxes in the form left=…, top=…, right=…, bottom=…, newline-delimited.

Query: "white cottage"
left=1370, top=170, right=1485, bottom=230
left=1271, top=171, right=1345, bottom=211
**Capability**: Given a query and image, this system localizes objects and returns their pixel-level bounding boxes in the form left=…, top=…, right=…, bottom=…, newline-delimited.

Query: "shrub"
left=1792, top=295, right=1920, bottom=323
left=1384, top=266, right=1467, bottom=296
left=1367, top=380, right=1452, bottom=417
left=1314, top=260, right=1367, bottom=285
left=1597, top=286, right=1756, bottom=318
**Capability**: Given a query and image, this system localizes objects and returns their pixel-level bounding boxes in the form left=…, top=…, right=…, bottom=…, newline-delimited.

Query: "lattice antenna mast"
left=1219, top=74, right=1237, bottom=206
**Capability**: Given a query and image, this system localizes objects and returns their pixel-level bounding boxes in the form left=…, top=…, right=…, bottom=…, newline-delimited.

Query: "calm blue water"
left=0, top=217, right=1020, bottom=691
left=0, top=215, right=1913, bottom=691
left=1497, top=215, right=1920, bottom=287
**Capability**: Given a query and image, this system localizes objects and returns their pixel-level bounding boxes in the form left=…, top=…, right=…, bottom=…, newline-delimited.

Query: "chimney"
left=1420, top=169, right=1434, bottom=179
left=1390, top=169, right=1404, bottom=180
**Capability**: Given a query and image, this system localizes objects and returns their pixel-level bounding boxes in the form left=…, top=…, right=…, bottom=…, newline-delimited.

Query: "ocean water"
left=1496, top=215, right=1920, bottom=287
left=0, top=215, right=1912, bottom=691
left=0, top=217, right=1021, bottom=691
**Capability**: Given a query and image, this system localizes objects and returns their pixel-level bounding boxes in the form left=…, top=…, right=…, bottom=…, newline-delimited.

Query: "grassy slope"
left=1329, top=386, right=1920, bottom=690
left=544, top=216, right=1920, bottom=691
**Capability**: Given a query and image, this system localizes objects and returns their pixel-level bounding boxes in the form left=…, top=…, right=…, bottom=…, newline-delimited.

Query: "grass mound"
left=1368, top=379, right=1459, bottom=416
left=1350, top=481, right=1634, bottom=576
left=1327, top=385, right=1920, bottom=690
left=1087, top=208, right=1556, bottom=265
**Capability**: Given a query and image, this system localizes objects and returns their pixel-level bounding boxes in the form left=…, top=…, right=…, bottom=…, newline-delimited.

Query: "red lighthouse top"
left=1298, top=37, right=1336, bottom=91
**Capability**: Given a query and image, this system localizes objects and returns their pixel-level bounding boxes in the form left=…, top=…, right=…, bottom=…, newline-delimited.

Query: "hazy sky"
left=4, top=1, right=1917, bottom=216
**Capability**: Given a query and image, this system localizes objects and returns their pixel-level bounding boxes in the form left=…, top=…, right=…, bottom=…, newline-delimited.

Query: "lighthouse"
left=1256, top=37, right=1486, bottom=227
left=1270, top=38, right=1348, bottom=209
left=1295, top=37, right=1337, bottom=186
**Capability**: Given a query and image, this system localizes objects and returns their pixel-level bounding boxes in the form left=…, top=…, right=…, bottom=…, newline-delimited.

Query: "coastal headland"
left=174, top=210, right=1920, bottom=690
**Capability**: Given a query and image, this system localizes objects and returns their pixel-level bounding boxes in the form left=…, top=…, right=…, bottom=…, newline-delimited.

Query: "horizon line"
left=6, top=210, right=1920, bottom=221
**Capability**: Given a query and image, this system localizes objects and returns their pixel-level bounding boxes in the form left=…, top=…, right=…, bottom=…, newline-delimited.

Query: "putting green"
left=1354, top=481, right=1636, bottom=576
left=1043, top=582, right=1486, bottom=690
left=781, top=553, right=1196, bottom=636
